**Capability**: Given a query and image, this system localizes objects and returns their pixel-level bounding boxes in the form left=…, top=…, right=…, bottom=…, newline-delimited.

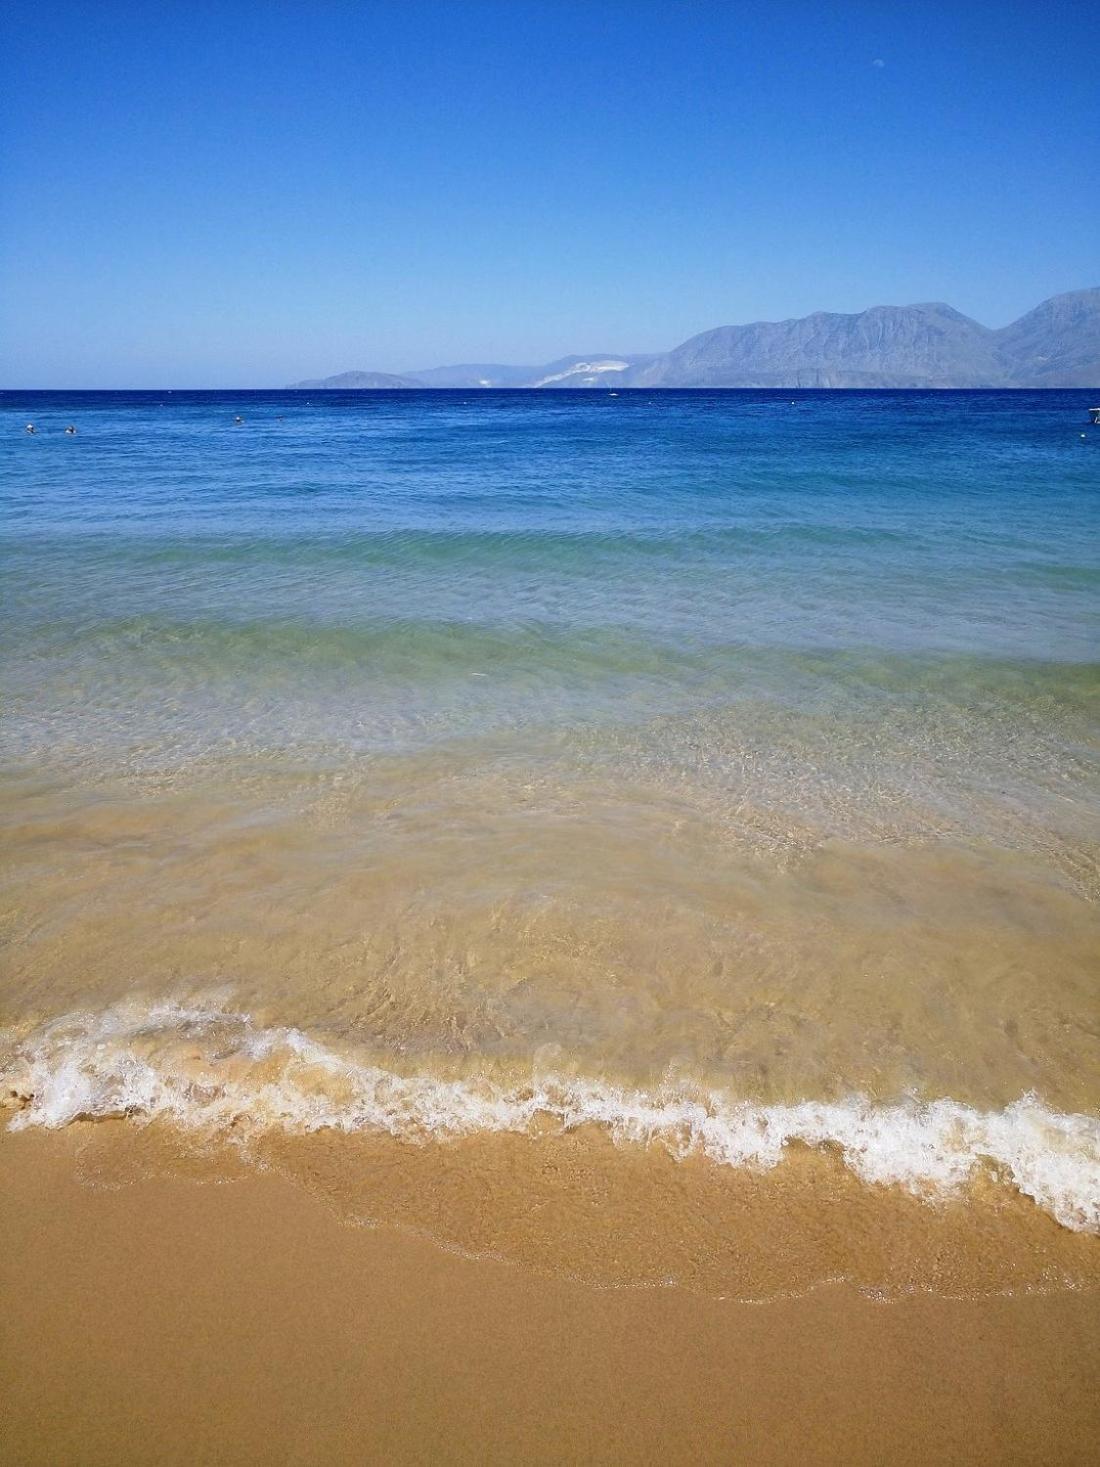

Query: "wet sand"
left=2, top=1128, right=1097, bottom=1467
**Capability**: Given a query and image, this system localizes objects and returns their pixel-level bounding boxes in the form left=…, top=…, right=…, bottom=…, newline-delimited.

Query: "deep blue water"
left=2, top=389, right=1098, bottom=767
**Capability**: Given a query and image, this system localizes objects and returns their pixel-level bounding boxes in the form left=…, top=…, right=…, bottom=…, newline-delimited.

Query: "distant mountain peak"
left=291, top=289, right=1099, bottom=390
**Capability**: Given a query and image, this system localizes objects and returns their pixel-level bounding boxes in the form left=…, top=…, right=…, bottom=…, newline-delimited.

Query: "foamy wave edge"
left=2, top=1000, right=1098, bottom=1233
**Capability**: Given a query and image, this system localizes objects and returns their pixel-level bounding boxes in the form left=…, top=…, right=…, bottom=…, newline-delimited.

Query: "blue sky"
left=2, top=1, right=1096, bottom=385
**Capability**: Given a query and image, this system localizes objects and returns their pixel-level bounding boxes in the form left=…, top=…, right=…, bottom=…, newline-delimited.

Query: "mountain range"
left=291, top=288, right=1100, bottom=390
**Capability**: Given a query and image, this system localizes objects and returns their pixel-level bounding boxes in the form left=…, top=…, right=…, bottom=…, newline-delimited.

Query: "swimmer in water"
left=65, top=425, right=77, bottom=435
left=25, top=423, right=36, bottom=434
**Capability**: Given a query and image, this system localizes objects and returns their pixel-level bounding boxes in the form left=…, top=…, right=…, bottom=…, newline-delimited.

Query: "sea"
left=2, top=387, right=1098, bottom=1297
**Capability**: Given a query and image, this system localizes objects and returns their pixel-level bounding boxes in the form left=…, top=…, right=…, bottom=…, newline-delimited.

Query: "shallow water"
left=2, top=388, right=1098, bottom=1289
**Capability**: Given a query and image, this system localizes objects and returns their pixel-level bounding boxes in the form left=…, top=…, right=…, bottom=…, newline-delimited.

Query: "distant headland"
left=292, top=288, right=1099, bottom=390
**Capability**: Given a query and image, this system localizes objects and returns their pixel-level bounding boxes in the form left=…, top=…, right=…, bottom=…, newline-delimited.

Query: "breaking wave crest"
left=2, top=1001, right=1098, bottom=1234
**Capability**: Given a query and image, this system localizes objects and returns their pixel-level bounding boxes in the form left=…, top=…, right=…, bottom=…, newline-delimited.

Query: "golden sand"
left=3, top=753, right=1099, bottom=1461
left=2, top=1127, right=1098, bottom=1467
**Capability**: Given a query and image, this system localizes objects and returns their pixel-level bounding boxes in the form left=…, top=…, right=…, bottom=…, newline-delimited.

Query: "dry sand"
left=2, top=1127, right=1097, bottom=1466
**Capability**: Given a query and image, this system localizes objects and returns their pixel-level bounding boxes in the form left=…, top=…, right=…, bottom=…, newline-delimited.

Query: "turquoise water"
left=3, top=389, right=1098, bottom=769
left=3, top=390, right=1100, bottom=1257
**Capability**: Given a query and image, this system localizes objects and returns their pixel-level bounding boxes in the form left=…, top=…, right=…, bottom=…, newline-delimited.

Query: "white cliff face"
left=531, top=359, right=632, bottom=387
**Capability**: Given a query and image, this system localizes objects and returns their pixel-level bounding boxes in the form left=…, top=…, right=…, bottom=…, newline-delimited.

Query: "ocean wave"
left=3, top=1000, right=1098, bottom=1234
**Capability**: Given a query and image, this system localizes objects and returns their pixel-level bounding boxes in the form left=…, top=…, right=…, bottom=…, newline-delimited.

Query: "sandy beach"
left=6, top=3, right=1099, bottom=1459
left=4, top=389, right=1098, bottom=1463
left=2, top=1126, right=1098, bottom=1467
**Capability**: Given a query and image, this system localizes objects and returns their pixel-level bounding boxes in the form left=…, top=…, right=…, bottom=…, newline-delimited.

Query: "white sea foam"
left=2, top=1000, right=1098, bottom=1233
